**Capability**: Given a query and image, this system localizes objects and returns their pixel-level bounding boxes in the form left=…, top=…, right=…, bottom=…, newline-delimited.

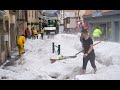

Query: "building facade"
left=0, top=10, right=17, bottom=65
left=83, top=10, right=120, bottom=42
left=16, top=10, right=27, bottom=36
left=27, top=10, right=40, bottom=34
left=63, top=10, right=81, bottom=33
left=0, top=10, right=41, bottom=65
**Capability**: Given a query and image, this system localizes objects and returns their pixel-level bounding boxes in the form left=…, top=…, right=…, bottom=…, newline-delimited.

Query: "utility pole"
left=78, top=10, right=80, bottom=20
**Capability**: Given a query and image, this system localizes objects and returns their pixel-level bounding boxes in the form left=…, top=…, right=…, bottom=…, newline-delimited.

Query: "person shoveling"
left=50, top=40, right=101, bottom=63
left=50, top=29, right=102, bottom=71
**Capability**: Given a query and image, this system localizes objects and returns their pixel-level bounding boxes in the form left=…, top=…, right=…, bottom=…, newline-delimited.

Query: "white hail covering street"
left=0, top=34, right=120, bottom=80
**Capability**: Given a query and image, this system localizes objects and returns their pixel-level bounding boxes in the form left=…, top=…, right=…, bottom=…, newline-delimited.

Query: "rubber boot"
left=81, top=69, right=86, bottom=75
left=94, top=68, right=97, bottom=74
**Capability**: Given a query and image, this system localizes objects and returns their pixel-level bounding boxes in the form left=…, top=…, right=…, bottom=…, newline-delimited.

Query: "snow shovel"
left=50, top=41, right=102, bottom=63
left=71, top=41, right=102, bottom=57
left=64, top=41, right=102, bottom=59
left=58, top=41, right=102, bottom=59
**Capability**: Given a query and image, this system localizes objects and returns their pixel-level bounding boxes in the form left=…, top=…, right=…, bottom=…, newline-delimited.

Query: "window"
left=35, top=11, right=36, bottom=19
left=66, top=17, right=70, bottom=24
left=29, top=11, right=30, bottom=17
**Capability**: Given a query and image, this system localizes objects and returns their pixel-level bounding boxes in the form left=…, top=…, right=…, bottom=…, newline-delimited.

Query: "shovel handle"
left=75, top=41, right=102, bottom=56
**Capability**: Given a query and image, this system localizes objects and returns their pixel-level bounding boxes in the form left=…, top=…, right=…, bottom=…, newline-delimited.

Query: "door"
left=106, top=22, right=112, bottom=41
left=114, top=22, right=119, bottom=42
left=100, top=24, right=107, bottom=40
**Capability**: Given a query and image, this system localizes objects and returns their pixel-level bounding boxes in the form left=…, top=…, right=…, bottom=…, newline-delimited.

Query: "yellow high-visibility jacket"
left=40, top=28, right=45, bottom=34
left=33, top=29, right=38, bottom=35
left=93, top=29, right=102, bottom=37
left=17, top=36, right=26, bottom=45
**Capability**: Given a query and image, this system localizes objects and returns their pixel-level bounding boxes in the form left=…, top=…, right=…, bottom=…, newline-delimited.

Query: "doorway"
left=10, top=23, right=16, bottom=51
left=114, top=21, right=120, bottom=42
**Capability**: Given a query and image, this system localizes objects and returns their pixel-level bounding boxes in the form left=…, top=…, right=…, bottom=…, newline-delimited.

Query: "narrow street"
left=0, top=34, right=120, bottom=80
left=1, top=10, right=120, bottom=80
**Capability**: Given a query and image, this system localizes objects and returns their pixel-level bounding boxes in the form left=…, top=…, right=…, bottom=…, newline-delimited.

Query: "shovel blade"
left=63, top=55, right=77, bottom=59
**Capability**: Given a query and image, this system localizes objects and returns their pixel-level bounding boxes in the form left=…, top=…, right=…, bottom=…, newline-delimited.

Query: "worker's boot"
left=81, top=69, right=86, bottom=75
left=94, top=68, right=97, bottom=74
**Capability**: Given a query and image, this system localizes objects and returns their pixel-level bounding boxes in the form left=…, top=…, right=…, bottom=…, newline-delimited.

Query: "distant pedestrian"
left=93, top=27, right=102, bottom=41
left=25, top=27, right=30, bottom=39
left=33, top=28, right=38, bottom=39
left=46, top=30, right=50, bottom=38
left=40, top=27, right=45, bottom=40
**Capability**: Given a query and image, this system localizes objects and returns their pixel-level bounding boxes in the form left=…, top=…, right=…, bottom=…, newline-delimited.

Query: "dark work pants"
left=41, top=33, right=44, bottom=39
left=82, top=53, right=96, bottom=70
left=33, top=34, right=38, bottom=39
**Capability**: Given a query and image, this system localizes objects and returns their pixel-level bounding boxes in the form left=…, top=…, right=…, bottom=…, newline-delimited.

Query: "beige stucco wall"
left=79, top=10, right=85, bottom=21
left=63, top=10, right=85, bottom=21
left=4, top=10, right=16, bottom=51
left=27, top=10, right=36, bottom=22
left=0, top=10, right=10, bottom=64
left=70, top=18, right=77, bottom=28
left=27, top=10, right=39, bottom=33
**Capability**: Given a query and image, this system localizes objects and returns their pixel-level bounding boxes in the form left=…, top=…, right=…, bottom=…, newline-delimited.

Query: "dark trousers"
left=41, top=33, right=44, bottom=39
left=33, top=34, right=38, bottom=39
left=25, top=35, right=31, bottom=39
left=82, top=53, right=96, bottom=70
left=46, top=31, right=50, bottom=38
left=25, top=35, right=27, bottom=39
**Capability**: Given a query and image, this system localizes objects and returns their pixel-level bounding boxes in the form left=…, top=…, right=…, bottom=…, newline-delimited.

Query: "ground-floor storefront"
left=83, top=10, right=120, bottom=42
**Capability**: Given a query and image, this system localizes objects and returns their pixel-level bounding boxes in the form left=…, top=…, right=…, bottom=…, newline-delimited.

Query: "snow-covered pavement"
left=0, top=34, right=120, bottom=80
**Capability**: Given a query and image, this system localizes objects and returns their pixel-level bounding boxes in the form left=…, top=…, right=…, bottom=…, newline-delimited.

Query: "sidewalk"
left=1, top=47, right=20, bottom=69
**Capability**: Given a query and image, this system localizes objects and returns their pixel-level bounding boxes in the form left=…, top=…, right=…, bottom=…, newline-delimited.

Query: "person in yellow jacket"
left=93, top=27, right=102, bottom=41
left=33, top=28, right=38, bottom=39
left=17, top=35, right=26, bottom=57
left=40, top=27, right=45, bottom=40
